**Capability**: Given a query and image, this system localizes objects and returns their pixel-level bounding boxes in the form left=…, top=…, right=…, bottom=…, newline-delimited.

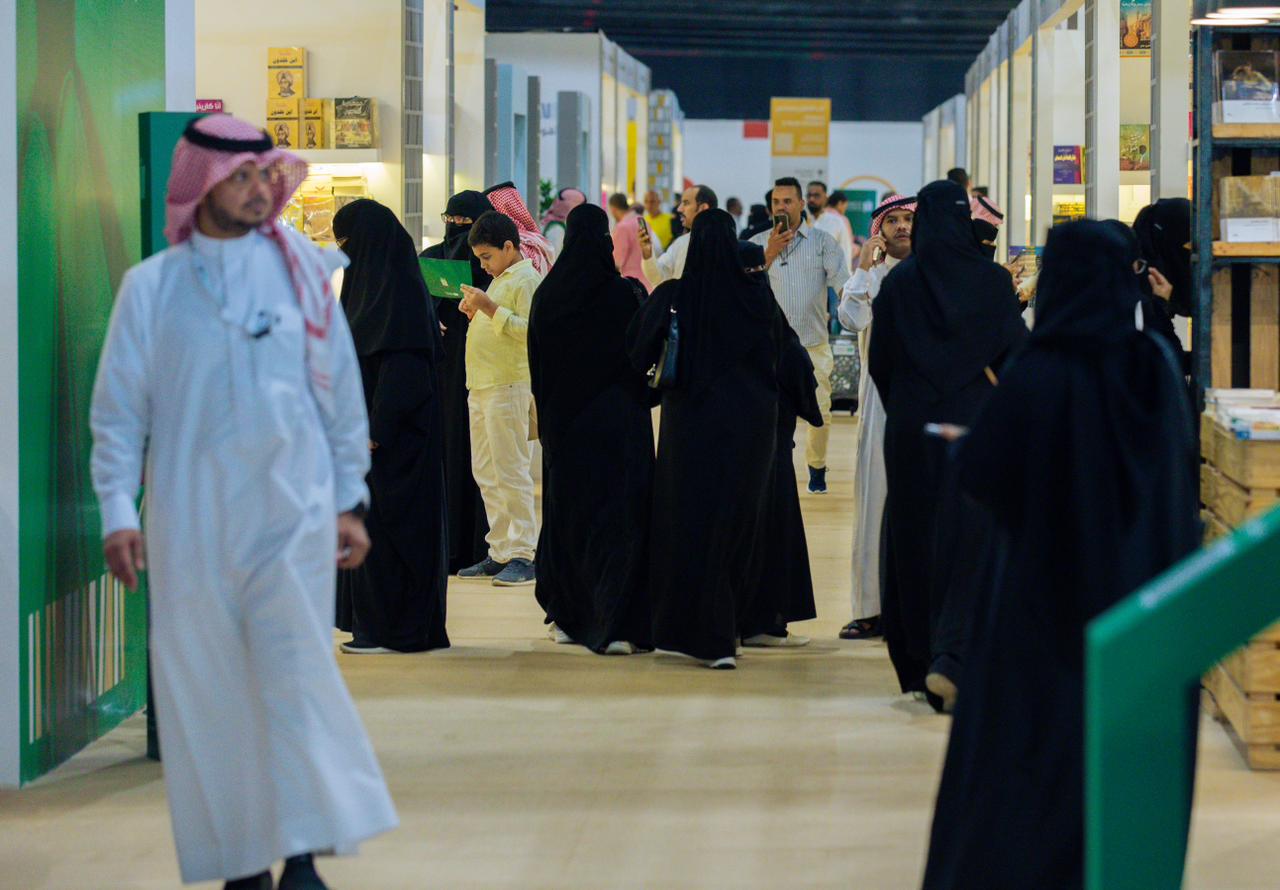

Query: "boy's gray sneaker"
left=493, top=558, right=536, bottom=587
left=458, top=556, right=506, bottom=578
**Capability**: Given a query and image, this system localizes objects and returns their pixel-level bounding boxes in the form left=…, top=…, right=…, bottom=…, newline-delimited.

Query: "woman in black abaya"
left=626, top=210, right=780, bottom=669
left=738, top=240, right=823, bottom=644
left=421, top=190, right=494, bottom=573
left=1131, top=199, right=1192, bottom=369
left=922, top=220, right=1200, bottom=890
left=335, top=199, right=450, bottom=653
left=868, top=179, right=1027, bottom=694
left=529, top=204, right=655, bottom=654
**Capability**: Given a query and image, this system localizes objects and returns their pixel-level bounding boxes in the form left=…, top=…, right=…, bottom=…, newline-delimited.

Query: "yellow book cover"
left=302, top=118, right=326, bottom=150
left=303, top=98, right=328, bottom=120
left=266, top=98, right=301, bottom=121
left=268, top=67, right=306, bottom=100
left=268, top=120, right=299, bottom=150
left=267, top=47, right=306, bottom=68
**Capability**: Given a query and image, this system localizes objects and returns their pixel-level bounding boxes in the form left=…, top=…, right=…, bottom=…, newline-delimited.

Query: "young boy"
left=457, top=211, right=543, bottom=586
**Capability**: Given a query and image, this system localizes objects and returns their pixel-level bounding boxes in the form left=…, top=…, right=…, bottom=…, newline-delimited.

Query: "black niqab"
left=889, top=179, right=1025, bottom=398
left=1133, top=198, right=1192, bottom=318
left=420, top=190, right=495, bottom=573
left=335, top=199, right=440, bottom=357
left=659, top=209, right=776, bottom=391
left=922, top=219, right=1200, bottom=889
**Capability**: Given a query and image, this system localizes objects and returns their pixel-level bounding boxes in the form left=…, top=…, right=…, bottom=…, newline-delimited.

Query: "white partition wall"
left=1085, top=0, right=1121, bottom=219
left=1151, top=0, right=1191, bottom=199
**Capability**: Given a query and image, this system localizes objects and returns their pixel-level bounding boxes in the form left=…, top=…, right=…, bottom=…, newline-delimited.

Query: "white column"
left=1151, top=0, right=1191, bottom=199
left=1085, top=0, right=1121, bottom=219
left=1009, top=49, right=1033, bottom=250
left=0, top=0, right=20, bottom=788
left=1032, top=21, right=1056, bottom=246
left=165, top=0, right=196, bottom=111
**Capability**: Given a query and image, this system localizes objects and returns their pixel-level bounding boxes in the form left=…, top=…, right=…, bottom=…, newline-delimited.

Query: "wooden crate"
left=1205, top=664, right=1280, bottom=769
left=1209, top=472, right=1280, bottom=527
left=1200, top=463, right=1221, bottom=510
left=1201, top=508, right=1232, bottom=543
left=1211, top=423, right=1280, bottom=489
left=1223, top=640, right=1280, bottom=694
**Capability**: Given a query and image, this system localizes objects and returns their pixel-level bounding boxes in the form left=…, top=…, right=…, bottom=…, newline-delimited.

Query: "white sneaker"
left=340, top=641, right=394, bottom=655
left=742, top=632, right=810, bottom=648
left=706, top=656, right=737, bottom=670
left=548, top=624, right=574, bottom=645
left=603, top=641, right=635, bottom=655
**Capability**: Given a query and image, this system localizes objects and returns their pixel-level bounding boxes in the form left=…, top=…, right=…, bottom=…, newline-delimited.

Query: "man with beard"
left=806, top=180, right=828, bottom=220
left=639, top=183, right=717, bottom=284
left=837, top=194, right=915, bottom=641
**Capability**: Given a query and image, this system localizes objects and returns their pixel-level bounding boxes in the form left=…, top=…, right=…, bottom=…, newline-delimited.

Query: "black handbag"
left=648, top=306, right=679, bottom=390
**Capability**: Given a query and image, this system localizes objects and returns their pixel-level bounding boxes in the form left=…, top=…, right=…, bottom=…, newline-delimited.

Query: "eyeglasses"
left=1134, top=258, right=1150, bottom=275
left=441, top=214, right=474, bottom=225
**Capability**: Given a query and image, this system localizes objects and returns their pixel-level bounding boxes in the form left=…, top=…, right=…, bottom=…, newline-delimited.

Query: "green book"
left=418, top=257, right=473, bottom=299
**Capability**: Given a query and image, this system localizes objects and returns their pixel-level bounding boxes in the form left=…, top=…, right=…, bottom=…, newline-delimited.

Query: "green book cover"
left=418, top=258, right=473, bottom=299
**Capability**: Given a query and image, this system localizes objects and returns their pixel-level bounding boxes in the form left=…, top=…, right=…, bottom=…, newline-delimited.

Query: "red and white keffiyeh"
left=166, top=114, right=339, bottom=414
left=870, top=193, right=918, bottom=238
left=970, top=194, right=1005, bottom=227
left=485, top=182, right=555, bottom=274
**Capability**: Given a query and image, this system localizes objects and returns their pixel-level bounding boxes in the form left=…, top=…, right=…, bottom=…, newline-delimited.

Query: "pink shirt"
left=611, top=213, right=653, bottom=292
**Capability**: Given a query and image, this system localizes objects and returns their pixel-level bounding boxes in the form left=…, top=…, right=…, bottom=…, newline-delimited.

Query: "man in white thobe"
left=837, top=193, right=916, bottom=641
left=90, top=115, right=397, bottom=890
left=814, top=190, right=856, bottom=273
left=639, top=183, right=717, bottom=284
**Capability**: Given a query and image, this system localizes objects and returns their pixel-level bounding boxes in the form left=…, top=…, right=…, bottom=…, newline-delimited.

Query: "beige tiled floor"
left=1, top=417, right=1277, bottom=889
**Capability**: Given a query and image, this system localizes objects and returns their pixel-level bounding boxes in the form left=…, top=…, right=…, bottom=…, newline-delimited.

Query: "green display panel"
left=141, top=112, right=203, bottom=259
left=843, top=189, right=878, bottom=240
left=16, top=0, right=166, bottom=782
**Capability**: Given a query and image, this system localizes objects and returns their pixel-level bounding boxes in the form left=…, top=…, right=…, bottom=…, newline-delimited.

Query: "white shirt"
left=749, top=222, right=851, bottom=348
left=642, top=230, right=684, bottom=285
left=89, top=228, right=397, bottom=882
left=838, top=254, right=901, bottom=332
left=814, top=208, right=856, bottom=273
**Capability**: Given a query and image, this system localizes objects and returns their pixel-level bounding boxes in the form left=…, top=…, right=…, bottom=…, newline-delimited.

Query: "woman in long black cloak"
left=421, top=190, right=494, bottom=573
left=922, top=220, right=1201, bottom=889
left=738, top=240, right=823, bottom=645
left=626, top=210, right=780, bottom=669
left=868, top=179, right=1027, bottom=694
left=528, top=204, right=655, bottom=654
left=334, top=199, right=450, bottom=653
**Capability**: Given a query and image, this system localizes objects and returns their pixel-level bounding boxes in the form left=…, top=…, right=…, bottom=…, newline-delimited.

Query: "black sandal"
left=839, top=617, right=882, bottom=640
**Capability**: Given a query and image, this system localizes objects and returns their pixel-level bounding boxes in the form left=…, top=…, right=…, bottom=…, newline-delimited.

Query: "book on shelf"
left=1216, top=50, right=1280, bottom=124
left=1219, top=175, right=1280, bottom=242
left=1053, top=145, right=1083, bottom=184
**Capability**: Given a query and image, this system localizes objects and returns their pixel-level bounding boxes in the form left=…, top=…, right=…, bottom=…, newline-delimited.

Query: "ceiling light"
left=1192, top=16, right=1271, bottom=24
left=1208, top=6, right=1280, bottom=15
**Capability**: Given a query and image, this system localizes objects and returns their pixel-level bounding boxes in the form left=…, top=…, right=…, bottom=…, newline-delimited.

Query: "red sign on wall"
left=196, top=99, right=224, bottom=113
left=743, top=120, right=769, bottom=139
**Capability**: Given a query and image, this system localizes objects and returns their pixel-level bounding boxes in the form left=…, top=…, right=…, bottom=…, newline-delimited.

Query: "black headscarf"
left=1103, top=219, right=1183, bottom=356
left=663, top=209, right=776, bottom=389
left=532, top=204, right=620, bottom=325
left=334, top=199, right=440, bottom=357
left=1132, top=198, right=1192, bottom=318
left=961, top=217, right=1199, bottom=628
left=529, top=203, right=646, bottom=453
left=883, top=179, right=1026, bottom=397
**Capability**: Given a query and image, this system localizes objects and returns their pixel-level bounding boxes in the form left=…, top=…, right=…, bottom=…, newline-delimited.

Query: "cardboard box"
left=334, top=97, right=377, bottom=148
left=1220, top=176, right=1278, bottom=242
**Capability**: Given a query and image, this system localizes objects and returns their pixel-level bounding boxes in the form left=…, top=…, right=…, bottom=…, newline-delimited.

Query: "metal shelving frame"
left=1192, top=2, right=1280, bottom=399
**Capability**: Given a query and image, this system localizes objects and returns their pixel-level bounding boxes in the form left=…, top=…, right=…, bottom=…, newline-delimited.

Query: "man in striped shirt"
left=751, top=176, right=851, bottom=494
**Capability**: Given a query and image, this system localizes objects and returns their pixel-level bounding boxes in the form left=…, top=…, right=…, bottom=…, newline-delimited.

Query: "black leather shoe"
left=279, top=854, right=329, bottom=890
left=224, top=873, right=271, bottom=890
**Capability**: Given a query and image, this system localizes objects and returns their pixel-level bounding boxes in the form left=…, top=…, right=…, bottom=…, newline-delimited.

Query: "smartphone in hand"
left=773, top=213, right=790, bottom=233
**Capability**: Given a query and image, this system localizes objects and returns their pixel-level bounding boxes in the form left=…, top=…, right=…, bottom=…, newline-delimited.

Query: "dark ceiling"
left=486, top=0, right=1021, bottom=121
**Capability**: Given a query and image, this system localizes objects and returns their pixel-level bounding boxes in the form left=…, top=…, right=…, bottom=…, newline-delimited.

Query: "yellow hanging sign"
left=770, top=97, right=831, bottom=158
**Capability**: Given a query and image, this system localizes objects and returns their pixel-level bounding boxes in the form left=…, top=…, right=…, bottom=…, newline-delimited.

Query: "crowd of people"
left=87, top=113, right=1203, bottom=888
